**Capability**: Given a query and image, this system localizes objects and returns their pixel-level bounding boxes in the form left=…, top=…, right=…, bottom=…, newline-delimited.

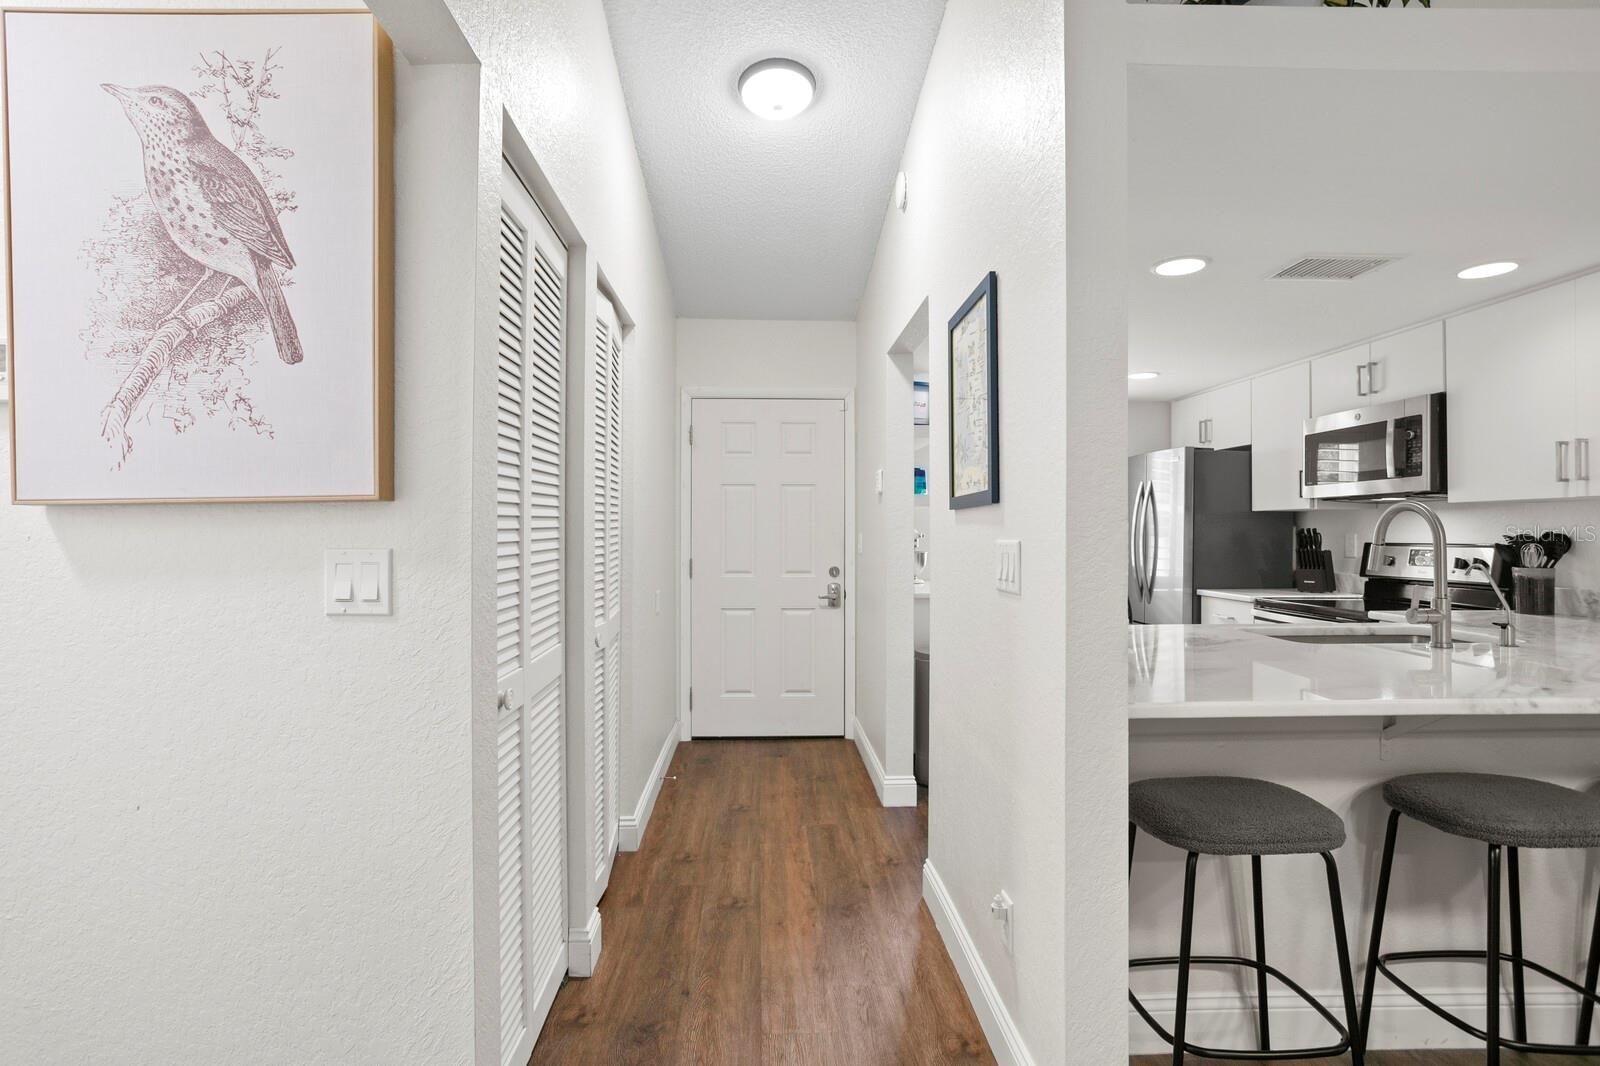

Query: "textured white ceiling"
left=1130, top=65, right=1600, bottom=401
left=601, top=0, right=947, bottom=319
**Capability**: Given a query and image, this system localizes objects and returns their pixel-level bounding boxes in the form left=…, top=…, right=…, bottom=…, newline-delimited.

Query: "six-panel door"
left=690, top=398, right=847, bottom=737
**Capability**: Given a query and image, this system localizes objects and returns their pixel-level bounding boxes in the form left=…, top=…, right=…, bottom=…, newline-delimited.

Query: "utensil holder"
left=1512, top=566, right=1555, bottom=616
left=1294, top=550, right=1336, bottom=593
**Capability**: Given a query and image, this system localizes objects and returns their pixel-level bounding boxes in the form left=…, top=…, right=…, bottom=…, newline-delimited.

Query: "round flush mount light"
left=1151, top=256, right=1209, bottom=278
left=739, top=58, right=816, bottom=121
left=1128, top=371, right=1161, bottom=381
left=1457, top=261, right=1520, bottom=280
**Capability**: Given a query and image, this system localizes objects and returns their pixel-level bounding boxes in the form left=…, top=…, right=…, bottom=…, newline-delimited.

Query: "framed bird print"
left=3, top=9, right=393, bottom=503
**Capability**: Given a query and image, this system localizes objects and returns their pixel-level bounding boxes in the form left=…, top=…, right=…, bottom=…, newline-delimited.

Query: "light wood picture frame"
left=3, top=8, right=394, bottom=504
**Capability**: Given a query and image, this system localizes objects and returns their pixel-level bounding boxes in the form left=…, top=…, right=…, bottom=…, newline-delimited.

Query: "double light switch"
left=325, top=549, right=392, bottom=616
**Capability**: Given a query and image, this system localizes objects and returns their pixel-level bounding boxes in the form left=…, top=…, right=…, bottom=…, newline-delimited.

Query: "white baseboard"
left=619, top=726, right=678, bottom=852
left=851, top=716, right=918, bottom=807
left=1129, top=982, right=1582, bottom=1055
left=922, top=860, right=1035, bottom=1066
left=566, top=907, right=602, bottom=978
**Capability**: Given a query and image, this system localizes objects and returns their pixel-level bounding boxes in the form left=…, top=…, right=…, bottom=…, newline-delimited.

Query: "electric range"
left=1253, top=542, right=1515, bottom=624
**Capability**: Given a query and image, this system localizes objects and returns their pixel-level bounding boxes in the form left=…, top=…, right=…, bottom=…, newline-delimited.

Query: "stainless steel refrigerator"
left=1128, top=448, right=1294, bottom=624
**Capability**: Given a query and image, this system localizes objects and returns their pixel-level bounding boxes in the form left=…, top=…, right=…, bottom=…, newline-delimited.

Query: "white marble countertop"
left=1130, top=615, right=1600, bottom=719
left=1196, top=588, right=1360, bottom=603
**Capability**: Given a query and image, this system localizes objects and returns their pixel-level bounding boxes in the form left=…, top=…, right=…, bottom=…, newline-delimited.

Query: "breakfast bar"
left=1127, top=617, right=1600, bottom=1057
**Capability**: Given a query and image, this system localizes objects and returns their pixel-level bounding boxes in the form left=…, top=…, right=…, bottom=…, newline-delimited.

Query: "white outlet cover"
left=1345, top=532, right=1360, bottom=559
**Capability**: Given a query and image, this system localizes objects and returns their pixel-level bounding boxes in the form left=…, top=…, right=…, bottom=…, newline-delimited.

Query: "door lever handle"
left=817, top=582, right=843, bottom=608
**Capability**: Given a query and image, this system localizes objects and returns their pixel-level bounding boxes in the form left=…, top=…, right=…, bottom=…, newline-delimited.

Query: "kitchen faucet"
left=1469, top=558, right=1518, bottom=648
left=1371, top=500, right=1453, bottom=648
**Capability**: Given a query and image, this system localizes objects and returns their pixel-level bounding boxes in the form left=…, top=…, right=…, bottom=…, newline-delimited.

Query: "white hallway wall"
left=0, top=3, right=481, bottom=1060
left=856, top=0, right=1070, bottom=1060
left=676, top=317, right=856, bottom=392
left=0, top=0, right=679, bottom=1063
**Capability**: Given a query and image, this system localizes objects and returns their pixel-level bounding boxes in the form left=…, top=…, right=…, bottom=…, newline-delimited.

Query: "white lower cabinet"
left=1171, top=379, right=1251, bottom=451
left=1251, top=362, right=1310, bottom=511
left=1447, top=281, right=1579, bottom=503
left=1199, top=595, right=1253, bottom=625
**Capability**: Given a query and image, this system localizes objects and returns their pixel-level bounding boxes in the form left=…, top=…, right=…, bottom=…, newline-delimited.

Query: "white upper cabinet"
left=1310, top=323, right=1443, bottom=416
left=1371, top=321, right=1446, bottom=400
left=1310, top=343, right=1372, bottom=416
left=1171, top=379, right=1251, bottom=451
left=1250, top=362, right=1309, bottom=511
left=1571, top=273, right=1600, bottom=494
left=1447, top=281, right=1577, bottom=503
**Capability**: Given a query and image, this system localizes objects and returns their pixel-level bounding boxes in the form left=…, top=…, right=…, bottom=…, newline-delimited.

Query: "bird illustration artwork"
left=101, top=83, right=303, bottom=365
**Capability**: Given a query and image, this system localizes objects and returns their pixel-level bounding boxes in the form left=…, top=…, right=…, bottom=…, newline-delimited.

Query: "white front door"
left=690, top=397, right=847, bottom=737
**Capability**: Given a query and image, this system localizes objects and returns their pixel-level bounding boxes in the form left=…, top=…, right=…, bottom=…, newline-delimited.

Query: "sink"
left=1265, top=631, right=1464, bottom=646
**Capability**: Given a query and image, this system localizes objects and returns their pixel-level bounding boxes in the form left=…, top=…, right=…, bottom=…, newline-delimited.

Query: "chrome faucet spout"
left=1371, top=500, right=1453, bottom=648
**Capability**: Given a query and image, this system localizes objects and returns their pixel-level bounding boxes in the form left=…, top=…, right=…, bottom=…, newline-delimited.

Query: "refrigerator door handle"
left=1130, top=481, right=1148, bottom=600
left=1143, top=485, right=1159, bottom=603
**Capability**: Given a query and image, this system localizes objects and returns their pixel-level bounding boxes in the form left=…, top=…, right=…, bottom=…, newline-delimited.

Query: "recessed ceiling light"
left=1152, top=257, right=1209, bottom=278
left=1128, top=371, right=1160, bottom=381
left=739, top=58, right=815, bottom=121
left=1458, top=261, right=1520, bottom=280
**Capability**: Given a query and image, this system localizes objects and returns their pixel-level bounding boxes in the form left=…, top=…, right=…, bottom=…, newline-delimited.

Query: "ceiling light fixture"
left=1457, top=261, right=1519, bottom=280
left=1152, top=256, right=1209, bottom=278
left=1128, top=371, right=1160, bottom=381
left=739, top=58, right=815, bottom=121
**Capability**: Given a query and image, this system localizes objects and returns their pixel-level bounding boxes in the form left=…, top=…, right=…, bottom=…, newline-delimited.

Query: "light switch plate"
left=996, top=539, right=1021, bottom=595
left=1345, top=533, right=1360, bottom=559
left=325, top=549, right=392, bottom=615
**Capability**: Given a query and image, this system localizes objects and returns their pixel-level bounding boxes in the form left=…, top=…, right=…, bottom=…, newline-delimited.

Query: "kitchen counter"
left=1129, top=615, right=1600, bottom=720
left=1195, top=588, right=1357, bottom=603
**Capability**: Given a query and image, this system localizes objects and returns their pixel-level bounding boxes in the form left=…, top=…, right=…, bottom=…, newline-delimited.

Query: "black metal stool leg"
left=1171, top=851, right=1199, bottom=1066
left=1360, top=809, right=1401, bottom=1053
left=1579, top=874, right=1600, bottom=1045
left=1507, top=847, right=1528, bottom=1045
left=1251, top=854, right=1271, bottom=1052
left=1322, top=853, right=1364, bottom=1066
left=1487, top=843, right=1503, bottom=1066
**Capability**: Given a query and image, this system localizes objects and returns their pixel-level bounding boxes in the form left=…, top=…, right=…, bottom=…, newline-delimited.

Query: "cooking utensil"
left=1520, top=542, right=1546, bottom=569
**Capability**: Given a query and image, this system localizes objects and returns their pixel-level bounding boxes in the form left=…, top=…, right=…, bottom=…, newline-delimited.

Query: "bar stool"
left=1360, top=772, right=1600, bottom=1063
left=1129, top=776, right=1364, bottom=1064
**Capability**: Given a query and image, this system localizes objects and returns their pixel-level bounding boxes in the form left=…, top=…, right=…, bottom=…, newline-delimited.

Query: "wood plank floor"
left=529, top=738, right=996, bottom=1066
left=1134, top=1048, right=1600, bottom=1063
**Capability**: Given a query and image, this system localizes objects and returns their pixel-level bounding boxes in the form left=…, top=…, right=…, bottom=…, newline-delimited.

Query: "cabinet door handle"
left=1366, top=360, right=1380, bottom=396
left=1558, top=440, right=1572, bottom=483
left=1579, top=438, right=1592, bottom=481
left=1355, top=363, right=1368, bottom=397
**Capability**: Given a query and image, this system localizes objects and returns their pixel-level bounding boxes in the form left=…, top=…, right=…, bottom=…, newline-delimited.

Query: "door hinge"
left=688, top=557, right=694, bottom=578
left=688, top=425, right=694, bottom=446
left=688, top=687, right=693, bottom=710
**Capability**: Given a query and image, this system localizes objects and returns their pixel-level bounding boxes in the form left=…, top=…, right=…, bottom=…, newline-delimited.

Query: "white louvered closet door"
left=583, top=291, right=624, bottom=901
left=495, top=159, right=567, bottom=1066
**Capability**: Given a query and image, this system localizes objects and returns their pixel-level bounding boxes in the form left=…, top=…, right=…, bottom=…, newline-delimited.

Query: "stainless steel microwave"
left=1302, top=392, right=1446, bottom=501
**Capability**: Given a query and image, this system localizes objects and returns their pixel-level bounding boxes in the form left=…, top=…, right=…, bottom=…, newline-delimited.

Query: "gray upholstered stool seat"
left=1130, top=776, right=1347, bottom=856
left=1383, top=772, right=1600, bottom=849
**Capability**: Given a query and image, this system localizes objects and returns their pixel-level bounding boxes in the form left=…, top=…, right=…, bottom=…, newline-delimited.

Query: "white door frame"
left=677, top=387, right=856, bottom=742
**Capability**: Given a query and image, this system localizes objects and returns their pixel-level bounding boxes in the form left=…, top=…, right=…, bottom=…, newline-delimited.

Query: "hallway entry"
left=689, top=397, right=847, bottom=737
left=528, top=739, right=994, bottom=1065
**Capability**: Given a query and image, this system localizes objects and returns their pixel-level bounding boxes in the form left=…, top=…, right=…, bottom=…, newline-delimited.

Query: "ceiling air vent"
left=1270, top=255, right=1400, bottom=282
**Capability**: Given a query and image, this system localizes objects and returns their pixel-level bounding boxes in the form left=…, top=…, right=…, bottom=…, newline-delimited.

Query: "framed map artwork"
left=947, top=271, right=998, bottom=509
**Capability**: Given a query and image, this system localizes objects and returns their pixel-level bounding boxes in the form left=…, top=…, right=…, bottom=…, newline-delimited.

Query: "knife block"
left=1294, top=551, right=1336, bottom=593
